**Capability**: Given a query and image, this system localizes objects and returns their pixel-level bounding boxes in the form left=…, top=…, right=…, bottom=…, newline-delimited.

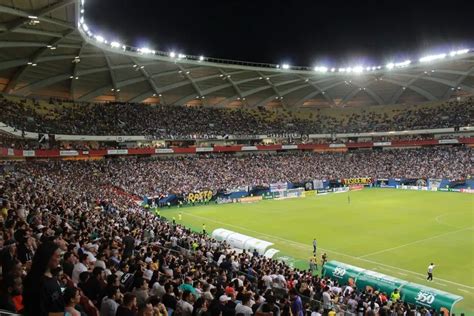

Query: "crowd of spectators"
left=0, top=152, right=453, bottom=316
left=0, top=96, right=472, bottom=137
left=102, top=147, right=471, bottom=197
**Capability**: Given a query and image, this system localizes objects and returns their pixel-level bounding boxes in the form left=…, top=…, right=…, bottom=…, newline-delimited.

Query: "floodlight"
left=419, top=53, right=446, bottom=63
left=282, top=64, right=290, bottom=69
left=353, top=66, right=363, bottom=73
left=169, top=52, right=176, bottom=58
left=95, top=35, right=105, bottom=43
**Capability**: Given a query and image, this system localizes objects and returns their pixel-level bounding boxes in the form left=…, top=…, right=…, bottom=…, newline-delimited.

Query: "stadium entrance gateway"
left=323, top=261, right=463, bottom=313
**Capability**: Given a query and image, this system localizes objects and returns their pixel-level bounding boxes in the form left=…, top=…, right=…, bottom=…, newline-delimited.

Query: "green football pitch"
left=161, top=189, right=474, bottom=313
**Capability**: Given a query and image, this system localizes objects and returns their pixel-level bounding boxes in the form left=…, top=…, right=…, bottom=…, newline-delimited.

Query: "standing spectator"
left=23, top=242, right=65, bottom=316
left=100, top=286, right=121, bottom=316
left=63, top=287, right=82, bottom=316
left=116, top=293, right=138, bottom=316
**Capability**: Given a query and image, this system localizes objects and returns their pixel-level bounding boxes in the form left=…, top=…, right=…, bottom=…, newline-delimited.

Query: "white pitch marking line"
left=397, top=272, right=408, bottom=276
left=358, top=226, right=473, bottom=259
left=184, top=212, right=474, bottom=290
left=458, top=289, right=470, bottom=293
left=436, top=283, right=447, bottom=286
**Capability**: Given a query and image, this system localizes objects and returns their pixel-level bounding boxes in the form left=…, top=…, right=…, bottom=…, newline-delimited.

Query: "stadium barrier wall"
left=1, top=137, right=473, bottom=159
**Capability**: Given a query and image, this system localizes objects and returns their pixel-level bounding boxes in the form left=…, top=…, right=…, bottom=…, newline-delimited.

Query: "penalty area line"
left=183, top=212, right=474, bottom=290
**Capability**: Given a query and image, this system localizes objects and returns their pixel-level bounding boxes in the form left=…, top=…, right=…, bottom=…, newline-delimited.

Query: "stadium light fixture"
left=386, top=63, right=395, bottom=70
left=353, top=66, right=363, bottom=73
left=75, top=76, right=79, bottom=79
left=159, top=94, right=162, bottom=97
left=314, top=66, right=328, bottom=73
left=32, top=63, right=37, bottom=67
left=28, top=15, right=38, bottom=19
left=199, top=56, right=204, bottom=61
left=95, top=35, right=105, bottom=43
left=449, top=49, right=469, bottom=57
left=338, top=68, right=346, bottom=72
left=169, top=52, right=176, bottom=58
left=330, top=68, right=336, bottom=72
left=346, top=67, right=353, bottom=73
left=111, top=41, right=121, bottom=48
left=419, top=53, right=446, bottom=63
left=178, top=53, right=186, bottom=59
left=138, top=47, right=155, bottom=54
left=282, top=64, right=290, bottom=69
left=81, top=23, right=89, bottom=32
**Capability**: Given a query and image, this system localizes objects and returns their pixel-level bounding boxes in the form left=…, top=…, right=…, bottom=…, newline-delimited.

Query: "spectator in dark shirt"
left=62, top=252, right=77, bottom=279
left=122, top=228, right=135, bottom=259
left=23, top=241, right=65, bottom=316
left=116, top=292, right=138, bottom=316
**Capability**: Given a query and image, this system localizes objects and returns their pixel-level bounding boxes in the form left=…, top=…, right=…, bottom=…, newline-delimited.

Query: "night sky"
left=85, top=0, right=474, bottom=67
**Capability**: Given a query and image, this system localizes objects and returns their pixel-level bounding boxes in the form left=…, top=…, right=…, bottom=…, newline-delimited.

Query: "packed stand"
left=104, top=147, right=471, bottom=197
left=0, top=96, right=472, bottom=137
left=0, top=156, right=448, bottom=316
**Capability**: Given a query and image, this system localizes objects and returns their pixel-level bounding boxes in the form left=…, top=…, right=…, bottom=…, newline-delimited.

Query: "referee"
left=427, top=263, right=436, bottom=281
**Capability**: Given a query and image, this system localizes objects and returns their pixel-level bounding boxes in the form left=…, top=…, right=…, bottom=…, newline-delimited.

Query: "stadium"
left=0, top=0, right=473, bottom=315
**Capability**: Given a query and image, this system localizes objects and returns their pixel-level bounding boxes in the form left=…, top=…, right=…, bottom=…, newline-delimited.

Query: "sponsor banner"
left=313, top=179, right=324, bottom=190
left=342, top=177, right=373, bottom=185
left=333, top=187, right=350, bottom=193
left=438, top=139, right=459, bottom=144
left=373, top=141, right=392, bottom=146
left=262, top=194, right=274, bottom=200
left=241, top=146, right=258, bottom=151
left=270, top=182, right=288, bottom=192
left=460, top=188, right=474, bottom=194
left=398, top=185, right=429, bottom=191
left=107, top=149, right=128, bottom=155
left=23, top=150, right=35, bottom=157
left=240, top=196, right=262, bottom=203
left=196, top=147, right=214, bottom=152
left=349, top=185, right=364, bottom=191
left=281, top=145, right=298, bottom=150
left=7, top=148, right=14, bottom=156
left=329, top=143, right=346, bottom=148
left=380, top=184, right=396, bottom=188
left=428, top=178, right=442, bottom=189
left=316, top=188, right=333, bottom=195
left=186, top=190, right=213, bottom=203
left=59, top=150, right=79, bottom=156
left=155, top=148, right=174, bottom=154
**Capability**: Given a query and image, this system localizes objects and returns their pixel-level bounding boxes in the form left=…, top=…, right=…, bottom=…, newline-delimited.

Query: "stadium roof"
left=0, top=0, right=473, bottom=108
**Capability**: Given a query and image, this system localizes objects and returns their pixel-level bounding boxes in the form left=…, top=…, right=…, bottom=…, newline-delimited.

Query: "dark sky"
left=85, top=0, right=474, bottom=67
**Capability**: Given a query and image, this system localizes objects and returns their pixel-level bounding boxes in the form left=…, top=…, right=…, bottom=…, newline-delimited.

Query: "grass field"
left=161, top=189, right=474, bottom=313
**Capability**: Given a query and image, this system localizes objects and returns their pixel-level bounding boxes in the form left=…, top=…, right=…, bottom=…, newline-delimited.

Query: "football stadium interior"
left=0, top=0, right=473, bottom=316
